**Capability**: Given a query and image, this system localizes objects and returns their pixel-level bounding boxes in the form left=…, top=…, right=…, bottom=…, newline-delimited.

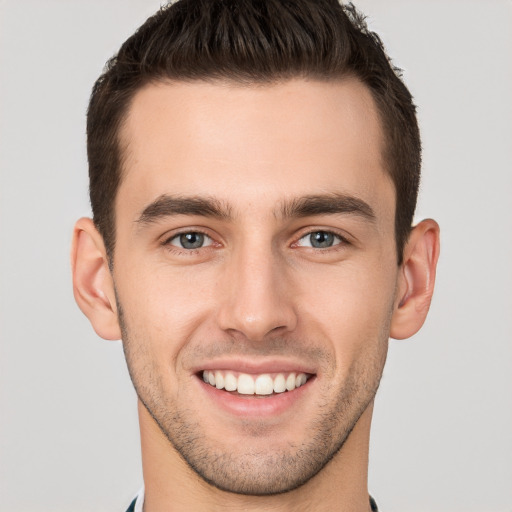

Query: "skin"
left=72, top=78, right=440, bottom=511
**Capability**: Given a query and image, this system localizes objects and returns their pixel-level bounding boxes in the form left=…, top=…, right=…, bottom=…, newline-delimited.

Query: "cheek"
left=115, top=263, right=218, bottom=353
left=299, top=262, right=396, bottom=367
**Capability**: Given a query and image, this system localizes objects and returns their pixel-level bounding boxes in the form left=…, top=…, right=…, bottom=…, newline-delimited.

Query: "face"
left=113, top=78, right=399, bottom=495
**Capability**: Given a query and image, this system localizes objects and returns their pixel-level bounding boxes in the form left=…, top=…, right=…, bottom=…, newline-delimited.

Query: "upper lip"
left=190, top=357, right=317, bottom=376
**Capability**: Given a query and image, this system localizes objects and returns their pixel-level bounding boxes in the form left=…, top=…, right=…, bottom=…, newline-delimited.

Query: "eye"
left=296, top=231, right=344, bottom=249
left=168, top=232, right=213, bottom=250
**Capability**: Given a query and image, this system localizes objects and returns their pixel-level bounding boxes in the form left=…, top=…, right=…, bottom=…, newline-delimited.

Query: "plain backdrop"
left=1, top=1, right=511, bottom=511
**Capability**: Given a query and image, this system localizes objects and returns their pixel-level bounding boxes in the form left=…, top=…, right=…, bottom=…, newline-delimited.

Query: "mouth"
left=194, top=360, right=317, bottom=417
left=201, top=370, right=311, bottom=396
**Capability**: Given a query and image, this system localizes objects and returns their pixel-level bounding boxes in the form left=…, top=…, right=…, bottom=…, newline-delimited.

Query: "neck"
left=139, top=400, right=374, bottom=512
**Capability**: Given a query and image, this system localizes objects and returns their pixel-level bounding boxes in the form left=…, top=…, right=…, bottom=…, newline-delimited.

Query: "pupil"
left=310, top=231, right=334, bottom=248
left=180, top=232, right=204, bottom=249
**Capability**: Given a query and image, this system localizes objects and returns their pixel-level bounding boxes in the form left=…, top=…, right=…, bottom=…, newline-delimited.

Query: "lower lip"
left=198, top=376, right=314, bottom=417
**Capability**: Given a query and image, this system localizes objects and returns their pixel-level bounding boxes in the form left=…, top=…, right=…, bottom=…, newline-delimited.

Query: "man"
left=71, top=0, right=440, bottom=510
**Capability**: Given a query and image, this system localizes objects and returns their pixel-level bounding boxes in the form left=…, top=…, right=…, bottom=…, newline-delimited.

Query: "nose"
left=216, top=244, right=298, bottom=341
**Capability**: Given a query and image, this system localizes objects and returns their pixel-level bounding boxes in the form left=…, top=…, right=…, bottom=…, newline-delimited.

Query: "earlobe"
left=390, top=219, right=440, bottom=340
left=71, top=217, right=121, bottom=340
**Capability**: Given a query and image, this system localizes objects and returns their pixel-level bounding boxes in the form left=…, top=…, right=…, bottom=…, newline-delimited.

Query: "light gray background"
left=1, top=1, right=511, bottom=511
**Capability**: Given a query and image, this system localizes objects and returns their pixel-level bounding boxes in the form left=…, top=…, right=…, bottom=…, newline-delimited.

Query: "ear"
left=390, top=219, right=440, bottom=340
left=71, top=217, right=121, bottom=340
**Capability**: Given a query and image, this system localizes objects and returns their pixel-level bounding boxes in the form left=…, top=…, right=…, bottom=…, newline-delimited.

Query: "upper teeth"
left=202, top=370, right=309, bottom=395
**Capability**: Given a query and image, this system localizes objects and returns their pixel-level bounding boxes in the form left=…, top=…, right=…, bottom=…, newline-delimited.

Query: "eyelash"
left=161, top=229, right=350, bottom=254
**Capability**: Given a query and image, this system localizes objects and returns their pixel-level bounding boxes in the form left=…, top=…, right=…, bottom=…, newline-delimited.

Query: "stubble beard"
left=118, top=303, right=388, bottom=496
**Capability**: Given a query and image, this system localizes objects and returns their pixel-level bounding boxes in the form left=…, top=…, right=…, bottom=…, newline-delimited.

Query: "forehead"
left=118, top=78, right=394, bottom=222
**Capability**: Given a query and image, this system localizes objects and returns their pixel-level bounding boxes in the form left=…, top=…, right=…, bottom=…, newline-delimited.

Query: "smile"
left=202, top=370, right=310, bottom=396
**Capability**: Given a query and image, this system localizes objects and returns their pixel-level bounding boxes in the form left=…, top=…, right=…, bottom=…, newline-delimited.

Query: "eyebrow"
left=278, top=193, right=376, bottom=222
left=136, top=195, right=232, bottom=225
left=135, top=192, right=376, bottom=226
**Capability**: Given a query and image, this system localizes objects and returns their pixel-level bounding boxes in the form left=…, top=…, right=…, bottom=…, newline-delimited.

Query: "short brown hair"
left=87, top=0, right=421, bottom=265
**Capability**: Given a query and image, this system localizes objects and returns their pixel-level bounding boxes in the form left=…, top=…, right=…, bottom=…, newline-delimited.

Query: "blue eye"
left=169, top=232, right=212, bottom=249
left=297, top=231, right=343, bottom=249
